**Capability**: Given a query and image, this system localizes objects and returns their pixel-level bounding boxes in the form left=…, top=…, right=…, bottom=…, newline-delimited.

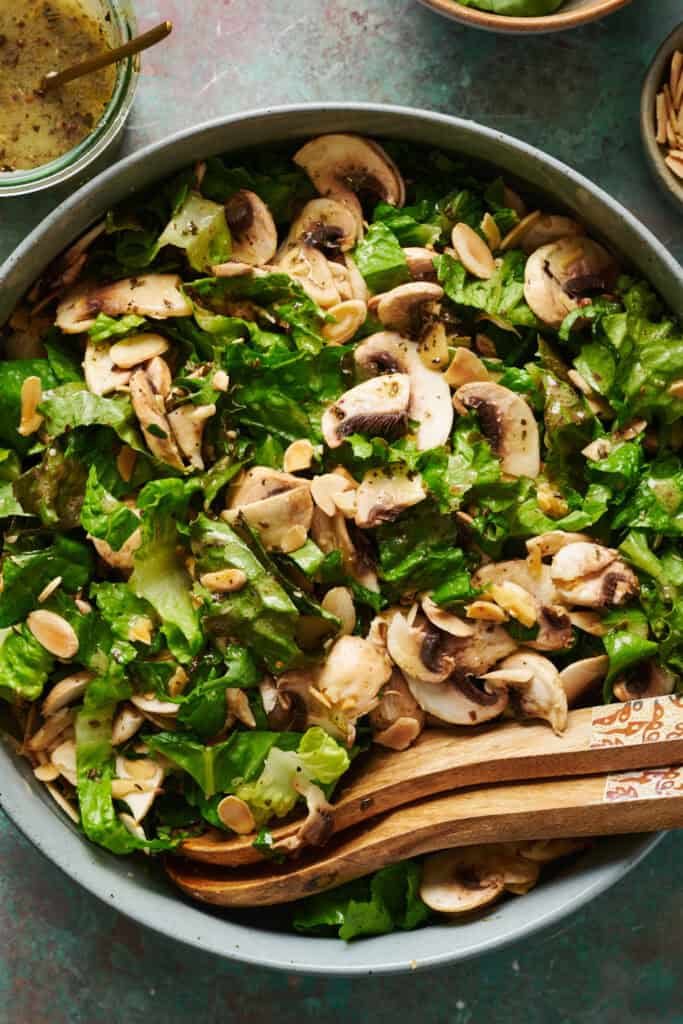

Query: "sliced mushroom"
left=407, top=673, right=510, bottom=726
left=403, top=247, right=438, bottom=281
left=223, top=189, right=277, bottom=266
left=371, top=282, right=444, bottom=335
left=277, top=244, right=341, bottom=308
left=354, top=332, right=453, bottom=450
left=472, top=559, right=572, bottom=653
left=293, top=134, right=405, bottom=238
left=83, top=341, right=131, bottom=396
left=525, top=531, right=593, bottom=559
left=130, top=693, right=179, bottom=716
left=223, top=484, right=313, bottom=553
left=444, top=347, right=491, bottom=390
left=321, top=373, right=411, bottom=449
left=354, top=468, right=426, bottom=528
left=310, top=505, right=379, bottom=592
left=518, top=837, right=588, bottom=863
left=523, top=237, right=617, bottom=329
left=109, top=333, right=169, bottom=369
left=518, top=215, right=585, bottom=255
left=228, top=466, right=304, bottom=506
left=387, top=611, right=456, bottom=685
left=321, top=299, right=367, bottom=346
left=482, top=651, right=568, bottom=734
left=613, top=661, right=676, bottom=702
left=454, top=382, right=540, bottom=478
left=560, top=655, right=609, bottom=706
left=315, top=634, right=392, bottom=721
left=421, top=595, right=474, bottom=638
left=129, top=367, right=184, bottom=470
left=550, top=542, right=639, bottom=608
left=56, top=274, right=192, bottom=334
left=167, top=403, right=216, bottom=470
left=369, top=670, right=425, bottom=750
left=280, top=198, right=359, bottom=256
left=420, top=848, right=506, bottom=914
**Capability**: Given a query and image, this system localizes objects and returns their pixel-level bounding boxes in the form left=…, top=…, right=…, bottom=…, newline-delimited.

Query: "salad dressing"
left=0, top=0, right=115, bottom=171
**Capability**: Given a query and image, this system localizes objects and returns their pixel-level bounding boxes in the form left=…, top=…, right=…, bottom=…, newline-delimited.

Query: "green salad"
left=2, top=132, right=683, bottom=940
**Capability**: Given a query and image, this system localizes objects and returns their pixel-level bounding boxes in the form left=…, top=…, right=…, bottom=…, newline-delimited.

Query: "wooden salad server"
left=167, top=762, right=683, bottom=907
left=180, top=695, right=683, bottom=867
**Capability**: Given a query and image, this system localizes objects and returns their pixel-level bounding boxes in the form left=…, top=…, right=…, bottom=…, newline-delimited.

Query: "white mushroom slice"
left=223, top=485, right=313, bottom=553
left=454, top=382, right=540, bottom=478
left=560, top=655, right=609, bottom=706
left=321, top=587, right=356, bottom=636
left=167, top=403, right=216, bottom=470
left=109, top=333, right=169, bottom=369
left=387, top=611, right=454, bottom=684
left=525, top=531, right=593, bottom=559
left=550, top=542, right=639, bottom=608
left=228, top=466, right=304, bottom=506
left=613, top=661, right=676, bottom=702
left=56, top=274, right=192, bottom=333
left=403, top=247, right=438, bottom=281
left=316, top=635, right=392, bottom=720
left=91, top=525, right=142, bottom=572
left=373, top=282, right=444, bottom=335
left=354, top=468, right=426, bottom=528
left=42, top=670, right=94, bottom=717
left=444, top=347, right=491, bottom=390
left=421, top=595, right=474, bottom=638
left=523, top=237, right=617, bottom=329
left=281, top=198, right=359, bottom=255
left=420, top=848, right=506, bottom=914
left=518, top=837, right=588, bottom=863
left=129, top=368, right=184, bottom=470
left=406, top=674, right=509, bottom=726
left=370, top=671, right=425, bottom=751
left=311, top=505, right=379, bottom=592
left=354, top=332, right=453, bottom=450
left=293, top=134, right=405, bottom=238
left=518, top=214, right=585, bottom=254
left=451, top=223, right=495, bottom=280
left=83, top=342, right=131, bottom=396
left=567, top=610, right=609, bottom=636
left=114, top=755, right=164, bottom=823
left=50, top=739, right=77, bottom=787
left=473, top=560, right=571, bottom=652
left=223, top=189, right=278, bottom=266
left=322, top=299, right=367, bottom=345
left=277, top=244, right=341, bottom=308
left=130, top=693, right=179, bottom=716
left=112, top=703, right=146, bottom=745
left=551, top=541, right=617, bottom=582
left=484, top=651, right=568, bottom=734
left=321, top=373, right=411, bottom=449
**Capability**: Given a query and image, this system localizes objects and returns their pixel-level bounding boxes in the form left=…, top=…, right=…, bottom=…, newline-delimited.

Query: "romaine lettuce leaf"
left=435, top=251, right=537, bottom=328
left=13, top=447, right=88, bottom=529
left=87, top=313, right=146, bottom=345
left=157, top=191, right=231, bottom=272
left=0, top=359, right=57, bottom=454
left=80, top=467, right=140, bottom=551
left=0, top=533, right=93, bottom=627
left=353, top=222, right=411, bottom=294
left=0, top=625, right=54, bottom=703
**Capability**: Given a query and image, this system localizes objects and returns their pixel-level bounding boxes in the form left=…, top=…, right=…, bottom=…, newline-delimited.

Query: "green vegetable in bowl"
left=456, top=0, right=564, bottom=14
left=2, top=131, right=682, bottom=940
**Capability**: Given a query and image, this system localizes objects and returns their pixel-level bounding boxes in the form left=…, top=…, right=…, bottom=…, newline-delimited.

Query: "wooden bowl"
left=640, top=23, right=683, bottom=214
left=416, top=0, right=632, bottom=33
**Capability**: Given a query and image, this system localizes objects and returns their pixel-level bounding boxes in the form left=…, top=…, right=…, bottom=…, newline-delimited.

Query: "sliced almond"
left=480, top=212, right=501, bottom=252
left=500, top=210, right=542, bottom=252
left=445, top=347, right=490, bottom=390
left=37, top=576, right=63, bottom=604
left=199, top=568, right=248, bottom=593
left=129, top=616, right=154, bottom=644
left=117, top=755, right=159, bottom=782
left=278, top=524, right=308, bottom=552
left=226, top=688, right=256, bottom=729
left=665, top=154, right=683, bottom=180
left=421, top=594, right=474, bottom=637
left=322, top=299, right=367, bottom=345
left=656, top=91, right=669, bottom=145
left=311, top=473, right=352, bottom=517
left=27, top=610, right=79, bottom=659
left=212, top=369, right=230, bottom=391
left=116, top=445, right=137, bottom=483
left=34, top=763, right=60, bottom=783
left=27, top=707, right=76, bottom=752
left=451, top=223, right=495, bottom=280
left=50, top=739, right=77, bottom=786
left=217, top=795, right=256, bottom=835
left=283, top=438, right=314, bottom=473
left=321, top=586, right=356, bottom=635
left=45, top=783, right=80, bottom=823
left=109, top=333, right=169, bottom=369
left=489, top=581, right=537, bottom=627
left=112, top=703, right=145, bottom=746
left=42, top=670, right=93, bottom=717
left=465, top=600, right=509, bottom=623
left=668, top=379, right=683, bottom=398
left=18, top=375, right=44, bottom=437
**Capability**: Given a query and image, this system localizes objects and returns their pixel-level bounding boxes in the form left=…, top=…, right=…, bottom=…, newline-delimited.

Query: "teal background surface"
left=1, top=0, right=682, bottom=1020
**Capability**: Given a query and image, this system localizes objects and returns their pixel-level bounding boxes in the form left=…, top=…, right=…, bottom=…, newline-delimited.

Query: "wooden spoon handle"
left=181, top=695, right=683, bottom=866
left=167, top=764, right=683, bottom=907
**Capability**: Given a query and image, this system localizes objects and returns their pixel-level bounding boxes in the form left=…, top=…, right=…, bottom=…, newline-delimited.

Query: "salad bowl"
left=0, top=103, right=679, bottom=975
left=415, top=0, right=632, bottom=34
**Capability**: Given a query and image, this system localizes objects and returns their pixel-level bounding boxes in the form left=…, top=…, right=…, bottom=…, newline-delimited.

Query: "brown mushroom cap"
left=454, top=381, right=540, bottom=479
left=373, top=282, right=444, bottom=335
left=224, top=189, right=278, bottom=266
left=354, top=468, right=426, bottom=529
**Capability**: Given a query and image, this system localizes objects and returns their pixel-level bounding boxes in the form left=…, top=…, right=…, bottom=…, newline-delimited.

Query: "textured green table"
left=1, top=1, right=683, bottom=1020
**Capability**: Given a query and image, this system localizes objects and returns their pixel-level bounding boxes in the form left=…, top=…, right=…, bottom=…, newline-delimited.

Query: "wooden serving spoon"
left=167, top=764, right=683, bottom=907
left=181, top=695, right=683, bottom=867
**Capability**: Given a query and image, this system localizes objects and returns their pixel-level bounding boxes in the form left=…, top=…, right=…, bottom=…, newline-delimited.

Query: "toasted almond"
left=418, top=322, right=450, bottom=371
left=118, top=812, right=148, bottom=844
left=568, top=610, right=609, bottom=636
left=676, top=63, right=683, bottom=109
left=34, top=763, right=61, bottom=782
left=109, top=333, right=169, bottom=369
left=117, top=756, right=159, bottom=781
left=42, top=670, right=93, bottom=717
left=116, top=445, right=137, bottom=483
left=500, top=210, right=542, bottom=252
left=226, top=688, right=256, bottom=728
left=568, top=369, right=592, bottom=396
left=480, top=212, right=501, bottom=251
left=321, top=586, right=356, bottom=635
left=27, top=610, right=79, bottom=659
left=111, top=703, right=145, bottom=746
left=168, top=665, right=189, bottom=697
left=278, top=524, right=308, bottom=553
left=668, top=378, right=683, bottom=398
left=451, top=223, right=495, bottom=280
left=199, top=568, right=248, bottom=592
left=322, top=299, right=367, bottom=345
left=129, top=616, right=155, bottom=644
left=311, top=473, right=351, bottom=517
left=211, top=369, right=230, bottom=391
left=503, top=185, right=527, bottom=218
left=283, top=438, right=315, bottom=473
left=445, top=347, right=490, bottom=390
left=211, top=260, right=255, bottom=278
left=18, top=375, right=44, bottom=437
left=656, top=91, right=668, bottom=145
left=481, top=668, right=534, bottom=686
left=50, top=739, right=77, bottom=786
left=465, top=600, right=509, bottom=623
left=36, top=575, right=63, bottom=605
left=489, top=581, right=537, bottom=627
left=665, top=155, right=683, bottom=181
left=217, top=795, right=256, bottom=835
left=45, top=783, right=80, bottom=823
left=27, top=707, right=75, bottom=752
left=75, top=597, right=92, bottom=615
left=130, top=692, right=179, bottom=717
left=111, top=779, right=153, bottom=798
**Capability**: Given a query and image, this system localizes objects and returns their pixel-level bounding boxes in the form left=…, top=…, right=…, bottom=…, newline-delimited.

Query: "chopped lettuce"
left=91, top=582, right=157, bottom=647
left=0, top=625, right=54, bottom=703
left=435, top=250, right=537, bottom=328
left=88, top=313, right=146, bottom=345
left=176, top=645, right=261, bottom=739
left=353, top=222, right=411, bottom=294
left=376, top=504, right=473, bottom=602
left=39, top=385, right=142, bottom=449
left=13, top=447, right=88, bottom=529
left=0, top=359, right=57, bottom=454
left=158, top=191, right=231, bottom=272
left=0, top=532, right=93, bottom=626
left=80, top=467, right=140, bottom=551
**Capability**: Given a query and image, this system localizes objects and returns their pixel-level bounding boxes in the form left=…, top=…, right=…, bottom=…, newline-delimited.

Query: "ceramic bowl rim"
left=640, top=22, right=683, bottom=214
left=415, top=0, right=631, bottom=34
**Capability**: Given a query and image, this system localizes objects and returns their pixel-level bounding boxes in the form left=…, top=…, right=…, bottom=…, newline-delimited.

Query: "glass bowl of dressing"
left=0, top=0, right=138, bottom=196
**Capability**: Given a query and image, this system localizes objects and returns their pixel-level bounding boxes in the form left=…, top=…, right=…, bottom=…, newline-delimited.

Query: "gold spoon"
left=39, top=20, right=172, bottom=93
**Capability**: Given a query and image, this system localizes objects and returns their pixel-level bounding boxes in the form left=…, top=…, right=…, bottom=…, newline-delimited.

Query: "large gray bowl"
left=0, top=104, right=678, bottom=976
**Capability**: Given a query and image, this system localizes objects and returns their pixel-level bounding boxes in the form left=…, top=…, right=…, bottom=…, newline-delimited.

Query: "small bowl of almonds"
left=641, top=23, right=683, bottom=213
